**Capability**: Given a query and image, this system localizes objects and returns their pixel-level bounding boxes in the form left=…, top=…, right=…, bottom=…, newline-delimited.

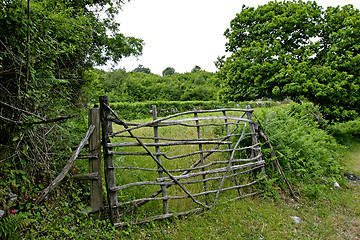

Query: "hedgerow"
left=110, top=100, right=277, bottom=120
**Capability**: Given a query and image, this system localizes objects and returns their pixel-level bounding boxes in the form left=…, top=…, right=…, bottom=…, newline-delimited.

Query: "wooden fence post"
left=88, top=106, right=103, bottom=219
left=152, top=105, right=169, bottom=214
left=100, top=95, right=120, bottom=224
left=246, top=105, right=265, bottom=176
left=194, top=111, right=210, bottom=205
left=223, top=110, right=242, bottom=196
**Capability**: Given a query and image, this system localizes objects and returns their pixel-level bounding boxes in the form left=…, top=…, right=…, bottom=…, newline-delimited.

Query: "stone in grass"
left=0, top=210, right=4, bottom=219
left=291, top=216, right=301, bottom=224
left=334, top=181, right=340, bottom=188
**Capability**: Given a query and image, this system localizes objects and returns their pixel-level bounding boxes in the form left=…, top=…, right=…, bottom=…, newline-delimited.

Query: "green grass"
left=123, top=141, right=360, bottom=240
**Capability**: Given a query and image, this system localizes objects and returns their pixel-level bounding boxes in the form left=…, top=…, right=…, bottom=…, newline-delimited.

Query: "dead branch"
left=32, top=115, right=79, bottom=124
left=36, top=125, right=95, bottom=204
left=0, top=100, right=45, bottom=121
left=0, top=113, right=79, bottom=125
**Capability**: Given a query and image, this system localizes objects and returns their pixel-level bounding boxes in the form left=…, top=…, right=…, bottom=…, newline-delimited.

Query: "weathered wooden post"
left=194, top=111, right=210, bottom=205
left=99, top=95, right=120, bottom=224
left=152, top=105, right=169, bottom=214
left=88, top=105, right=103, bottom=219
left=223, top=110, right=242, bottom=196
left=246, top=105, right=265, bottom=176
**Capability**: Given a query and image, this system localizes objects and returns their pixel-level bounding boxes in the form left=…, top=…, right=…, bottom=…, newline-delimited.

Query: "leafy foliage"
left=218, top=1, right=360, bottom=121
left=110, top=100, right=277, bottom=120
left=98, top=68, right=220, bottom=102
left=162, top=67, right=176, bottom=76
left=327, top=118, right=360, bottom=144
left=0, top=0, right=143, bottom=133
left=256, top=103, right=343, bottom=181
left=0, top=181, right=122, bottom=239
left=0, top=212, right=34, bottom=239
left=0, top=0, right=143, bottom=221
left=0, top=0, right=143, bottom=110
left=0, top=0, right=143, bottom=137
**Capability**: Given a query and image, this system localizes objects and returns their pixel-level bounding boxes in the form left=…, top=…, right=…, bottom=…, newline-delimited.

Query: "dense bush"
left=0, top=0, right=141, bottom=230
left=327, top=118, right=360, bottom=144
left=255, top=103, right=343, bottom=181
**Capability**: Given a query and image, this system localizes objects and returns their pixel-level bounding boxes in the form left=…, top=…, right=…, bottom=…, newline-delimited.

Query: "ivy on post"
left=99, top=95, right=120, bottom=224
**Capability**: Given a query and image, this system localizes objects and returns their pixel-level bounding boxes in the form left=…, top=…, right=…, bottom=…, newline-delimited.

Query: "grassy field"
left=123, top=142, right=360, bottom=239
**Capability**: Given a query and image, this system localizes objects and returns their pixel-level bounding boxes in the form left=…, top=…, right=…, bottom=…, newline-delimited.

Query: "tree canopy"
left=218, top=0, right=360, bottom=121
left=0, top=0, right=143, bottom=143
left=133, top=64, right=151, bottom=74
left=162, top=67, right=176, bottom=76
left=0, top=0, right=143, bottom=185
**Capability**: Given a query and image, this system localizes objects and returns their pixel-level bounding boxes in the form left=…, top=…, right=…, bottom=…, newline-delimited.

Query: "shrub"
left=327, top=118, right=360, bottom=144
left=255, top=103, right=343, bottom=181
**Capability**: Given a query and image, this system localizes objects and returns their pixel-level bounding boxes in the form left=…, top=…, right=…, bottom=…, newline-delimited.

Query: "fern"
left=0, top=212, right=34, bottom=239
left=256, top=102, right=343, bottom=181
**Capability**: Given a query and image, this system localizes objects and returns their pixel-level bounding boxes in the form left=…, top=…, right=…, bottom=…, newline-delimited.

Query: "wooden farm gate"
left=99, top=96, right=266, bottom=226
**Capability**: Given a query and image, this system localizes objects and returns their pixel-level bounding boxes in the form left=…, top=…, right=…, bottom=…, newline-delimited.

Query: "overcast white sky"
left=103, top=0, right=360, bottom=75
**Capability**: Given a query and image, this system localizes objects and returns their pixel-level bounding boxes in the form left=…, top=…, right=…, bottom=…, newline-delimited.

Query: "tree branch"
left=32, top=115, right=79, bottom=124
left=36, top=125, right=95, bottom=204
left=0, top=100, right=45, bottom=121
left=0, top=113, right=79, bottom=125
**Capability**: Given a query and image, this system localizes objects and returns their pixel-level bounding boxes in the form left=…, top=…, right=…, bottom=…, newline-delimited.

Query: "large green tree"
left=218, top=0, right=360, bottom=121
left=0, top=0, right=143, bottom=190
left=162, top=67, right=175, bottom=76
left=0, top=0, right=143, bottom=142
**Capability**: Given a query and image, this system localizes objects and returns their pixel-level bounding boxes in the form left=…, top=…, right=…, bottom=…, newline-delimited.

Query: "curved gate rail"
left=99, top=96, right=266, bottom=226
